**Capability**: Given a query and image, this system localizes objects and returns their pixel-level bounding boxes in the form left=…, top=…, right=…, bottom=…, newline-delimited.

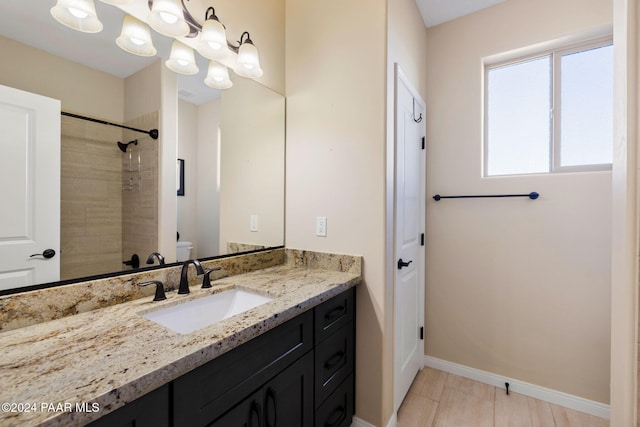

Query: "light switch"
left=250, top=215, right=258, bottom=232
left=316, top=217, right=327, bottom=237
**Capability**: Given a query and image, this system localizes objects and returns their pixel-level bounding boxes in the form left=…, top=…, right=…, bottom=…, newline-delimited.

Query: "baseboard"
left=424, top=355, right=610, bottom=420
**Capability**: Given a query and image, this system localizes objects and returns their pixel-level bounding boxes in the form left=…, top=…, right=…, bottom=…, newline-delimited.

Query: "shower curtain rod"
left=61, top=111, right=159, bottom=140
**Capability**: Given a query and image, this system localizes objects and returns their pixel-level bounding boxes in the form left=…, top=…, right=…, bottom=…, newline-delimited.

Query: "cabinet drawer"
left=314, top=321, right=354, bottom=408
left=314, top=288, right=354, bottom=345
left=315, top=374, right=354, bottom=427
left=173, top=310, right=313, bottom=426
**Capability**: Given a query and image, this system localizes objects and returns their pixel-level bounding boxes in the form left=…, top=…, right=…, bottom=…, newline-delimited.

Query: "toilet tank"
left=176, top=241, right=193, bottom=262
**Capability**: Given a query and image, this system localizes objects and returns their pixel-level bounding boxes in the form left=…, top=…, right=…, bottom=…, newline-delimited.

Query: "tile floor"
left=397, top=367, right=609, bottom=427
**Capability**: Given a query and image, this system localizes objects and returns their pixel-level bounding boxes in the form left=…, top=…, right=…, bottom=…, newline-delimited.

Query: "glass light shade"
left=98, top=0, right=131, bottom=4
left=204, top=61, right=233, bottom=89
left=197, top=18, right=228, bottom=60
left=166, top=41, right=199, bottom=75
left=116, top=15, right=156, bottom=57
left=50, top=0, right=103, bottom=33
left=147, top=0, right=189, bottom=37
left=234, top=41, right=263, bottom=78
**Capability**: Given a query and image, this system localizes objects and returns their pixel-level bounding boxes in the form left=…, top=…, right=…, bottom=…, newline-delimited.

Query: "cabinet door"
left=208, top=389, right=262, bottom=427
left=174, top=311, right=312, bottom=426
left=263, top=352, right=314, bottom=427
left=87, top=385, right=169, bottom=427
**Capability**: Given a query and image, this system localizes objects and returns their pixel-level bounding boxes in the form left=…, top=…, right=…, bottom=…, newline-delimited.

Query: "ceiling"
left=0, top=0, right=218, bottom=105
left=416, top=0, right=507, bottom=28
left=0, top=0, right=506, bottom=105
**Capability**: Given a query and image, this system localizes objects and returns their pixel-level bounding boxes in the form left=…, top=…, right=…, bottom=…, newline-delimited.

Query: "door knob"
left=30, top=249, right=56, bottom=259
left=397, top=258, right=413, bottom=269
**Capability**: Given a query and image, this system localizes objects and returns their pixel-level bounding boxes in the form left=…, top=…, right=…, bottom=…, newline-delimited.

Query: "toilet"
left=176, top=241, right=193, bottom=262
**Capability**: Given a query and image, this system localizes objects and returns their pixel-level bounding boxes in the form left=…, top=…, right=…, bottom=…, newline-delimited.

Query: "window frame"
left=483, top=35, right=613, bottom=177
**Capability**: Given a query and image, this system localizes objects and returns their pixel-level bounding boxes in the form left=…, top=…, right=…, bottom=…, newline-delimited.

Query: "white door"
left=0, top=85, right=60, bottom=290
left=394, top=66, right=426, bottom=411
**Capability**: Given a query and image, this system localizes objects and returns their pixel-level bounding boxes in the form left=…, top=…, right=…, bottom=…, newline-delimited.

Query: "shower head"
left=117, top=139, right=138, bottom=153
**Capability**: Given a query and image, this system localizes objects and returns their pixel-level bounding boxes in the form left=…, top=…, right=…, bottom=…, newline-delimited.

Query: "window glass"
left=485, top=38, right=612, bottom=176
left=487, top=56, right=551, bottom=176
left=560, top=45, right=613, bottom=167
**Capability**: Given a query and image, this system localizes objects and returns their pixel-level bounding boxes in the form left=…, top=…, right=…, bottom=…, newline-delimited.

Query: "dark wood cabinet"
left=87, top=384, right=169, bottom=427
left=89, top=288, right=355, bottom=427
left=209, top=352, right=314, bottom=427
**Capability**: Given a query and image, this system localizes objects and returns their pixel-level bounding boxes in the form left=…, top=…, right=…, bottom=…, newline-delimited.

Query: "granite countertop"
left=0, top=263, right=361, bottom=426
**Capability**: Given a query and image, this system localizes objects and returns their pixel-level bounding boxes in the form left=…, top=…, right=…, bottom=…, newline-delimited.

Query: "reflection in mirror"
left=177, top=75, right=285, bottom=260
left=0, top=0, right=284, bottom=292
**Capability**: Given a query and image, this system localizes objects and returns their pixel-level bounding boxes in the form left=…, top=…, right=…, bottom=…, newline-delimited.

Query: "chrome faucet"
left=179, top=259, right=204, bottom=294
left=146, top=252, right=165, bottom=266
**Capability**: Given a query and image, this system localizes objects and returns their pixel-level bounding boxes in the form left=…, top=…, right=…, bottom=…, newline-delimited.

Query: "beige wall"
left=285, top=0, right=387, bottom=425
left=424, top=0, right=612, bottom=404
left=0, top=36, right=124, bottom=122
left=220, top=76, right=285, bottom=254
left=196, top=99, right=221, bottom=258
left=610, top=0, right=639, bottom=425
left=177, top=100, right=199, bottom=256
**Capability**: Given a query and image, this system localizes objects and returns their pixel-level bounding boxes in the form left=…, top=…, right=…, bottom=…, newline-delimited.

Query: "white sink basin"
left=142, top=288, right=273, bottom=334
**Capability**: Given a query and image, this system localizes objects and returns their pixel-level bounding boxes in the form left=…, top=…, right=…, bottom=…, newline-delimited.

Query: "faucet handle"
left=201, top=266, right=223, bottom=289
left=202, top=269, right=213, bottom=289
left=138, top=280, right=167, bottom=301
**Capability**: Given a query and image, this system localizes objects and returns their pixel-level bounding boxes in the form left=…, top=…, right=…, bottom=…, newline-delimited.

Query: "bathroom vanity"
left=0, top=249, right=361, bottom=426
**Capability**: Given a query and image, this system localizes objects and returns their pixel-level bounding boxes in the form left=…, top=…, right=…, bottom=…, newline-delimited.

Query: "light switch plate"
left=250, top=215, right=258, bottom=232
left=316, top=217, right=327, bottom=237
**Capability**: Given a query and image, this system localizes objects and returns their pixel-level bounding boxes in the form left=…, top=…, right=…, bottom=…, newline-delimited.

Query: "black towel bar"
left=433, top=192, right=539, bottom=201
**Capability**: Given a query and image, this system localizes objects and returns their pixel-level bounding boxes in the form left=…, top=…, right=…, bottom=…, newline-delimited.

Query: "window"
left=484, top=38, right=613, bottom=176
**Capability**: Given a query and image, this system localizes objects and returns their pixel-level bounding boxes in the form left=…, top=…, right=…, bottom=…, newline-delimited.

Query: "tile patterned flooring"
left=397, top=367, right=609, bottom=427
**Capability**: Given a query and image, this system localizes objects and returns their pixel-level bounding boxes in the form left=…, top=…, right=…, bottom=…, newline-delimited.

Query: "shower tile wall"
left=121, top=111, right=159, bottom=268
left=60, top=115, right=123, bottom=280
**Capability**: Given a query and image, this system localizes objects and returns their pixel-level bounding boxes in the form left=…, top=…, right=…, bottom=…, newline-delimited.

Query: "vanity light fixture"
left=98, top=0, right=132, bottom=5
left=204, top=61, right=233, bottom=90
left=147, top=0, right=189, bottom=38
left=197, top=7, right=228, bottom=61
left=116, top=14, right=157, bottom=56
left=166, top=40, right=199, bottom=75
left=51, top=0, right=264, bottom=90
left=50, top=0, right=103, bottom=33
left=234, top=32, right=263, bottom=78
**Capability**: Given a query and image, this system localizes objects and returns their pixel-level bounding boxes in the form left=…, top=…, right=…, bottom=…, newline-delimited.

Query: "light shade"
left=116, top=15, right=156, bottom=57
left=166, top=41, right=199, bottom=75
left=204, top=61, right=233, bottom=89
left=50, top=0, right=103, bottom=33
left=98, top=0, right=131, bottom=4
left=147, top=0, right=189, bottom=37
left=197, top=15, right=228, bottom=60
left=234, top=35, right=263, bottom=78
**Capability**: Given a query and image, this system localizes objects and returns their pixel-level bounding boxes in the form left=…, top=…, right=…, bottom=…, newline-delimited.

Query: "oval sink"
left=142, top=288, right=273, bottom=334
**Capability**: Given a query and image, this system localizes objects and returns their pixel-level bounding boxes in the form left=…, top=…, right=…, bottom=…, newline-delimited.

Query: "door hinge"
left=421, top=136, right=425, bottom=150
left=420, top=233, right=424, bottom=246
left=420, top=326, right=424, bottom=340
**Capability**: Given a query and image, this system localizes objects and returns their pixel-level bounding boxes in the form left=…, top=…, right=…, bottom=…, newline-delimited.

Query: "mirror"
left=0, top=0, right=285, bottom=291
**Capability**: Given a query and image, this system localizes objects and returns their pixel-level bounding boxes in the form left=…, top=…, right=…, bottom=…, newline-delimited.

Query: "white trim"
left=351, top=415, right=383, bottom=427
left=424, top=356, right=610, bottom=420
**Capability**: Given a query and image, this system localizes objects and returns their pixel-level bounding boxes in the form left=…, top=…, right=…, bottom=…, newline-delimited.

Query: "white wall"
left=424, top=0, right=612, bottom=404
